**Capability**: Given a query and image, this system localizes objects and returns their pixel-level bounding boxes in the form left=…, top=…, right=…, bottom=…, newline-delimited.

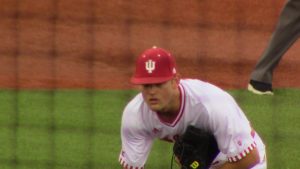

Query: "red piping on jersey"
left=156, top=84, right=186, bottom=127
left=119, top=156, right=144, bottom=169
left=228, top=141, right=257, bottom=163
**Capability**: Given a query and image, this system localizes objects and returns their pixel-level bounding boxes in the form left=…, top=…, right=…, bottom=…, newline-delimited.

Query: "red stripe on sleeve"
left=227, top=141, right=257, bottom=163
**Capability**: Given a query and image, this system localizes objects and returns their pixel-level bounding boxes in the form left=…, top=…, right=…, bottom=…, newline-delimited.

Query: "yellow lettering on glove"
left=190, top=161, right=199, bottom=169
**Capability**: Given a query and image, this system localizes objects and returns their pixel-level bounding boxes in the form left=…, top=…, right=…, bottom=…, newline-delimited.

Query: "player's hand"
left=174, top=156, right=182, bottom=167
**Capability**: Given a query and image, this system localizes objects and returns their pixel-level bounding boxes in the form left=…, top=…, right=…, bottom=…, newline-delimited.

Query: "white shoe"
left=247, top=83, right=274, bottom=95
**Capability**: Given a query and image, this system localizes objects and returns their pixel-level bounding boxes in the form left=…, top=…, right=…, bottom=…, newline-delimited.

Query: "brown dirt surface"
left=0, top=0, right=299, bottom=90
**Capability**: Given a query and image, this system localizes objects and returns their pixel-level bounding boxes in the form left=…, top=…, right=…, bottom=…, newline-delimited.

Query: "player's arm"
left=119, top=124, right=153, bottom=169
left=119, top=104, right=153, bottom=169
left=207, top=93, right=262, bottom=169
left=217, top=147, right=260, bottom=169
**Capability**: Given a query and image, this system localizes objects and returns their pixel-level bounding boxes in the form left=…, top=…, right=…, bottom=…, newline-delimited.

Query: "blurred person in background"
left=248, top=0, right=300, bottom=95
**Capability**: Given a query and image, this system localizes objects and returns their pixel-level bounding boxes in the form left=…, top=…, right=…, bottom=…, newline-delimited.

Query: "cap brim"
left=130, top=76, right=174, bottom=85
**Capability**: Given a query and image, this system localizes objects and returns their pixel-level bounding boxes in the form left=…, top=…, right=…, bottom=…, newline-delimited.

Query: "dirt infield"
left=0, top=0, right=299, bottom=89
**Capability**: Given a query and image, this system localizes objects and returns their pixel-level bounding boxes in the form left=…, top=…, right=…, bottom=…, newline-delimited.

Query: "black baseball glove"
left=173, top=126, right=220, bottom=169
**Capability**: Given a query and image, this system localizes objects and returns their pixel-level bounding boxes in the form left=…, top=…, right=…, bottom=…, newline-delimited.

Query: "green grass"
left=0, top=88, right=299, bottom=169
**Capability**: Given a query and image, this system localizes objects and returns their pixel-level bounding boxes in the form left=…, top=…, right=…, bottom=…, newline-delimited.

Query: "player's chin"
left=148, top=104, right=162, bottom=112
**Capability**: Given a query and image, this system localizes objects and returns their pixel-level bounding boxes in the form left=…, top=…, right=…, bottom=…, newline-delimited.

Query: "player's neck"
left=157, top=87, right=181, bottom=119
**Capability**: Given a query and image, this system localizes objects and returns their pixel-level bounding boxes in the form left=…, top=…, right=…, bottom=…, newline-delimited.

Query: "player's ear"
left=174, top=74, right=181, bottom=85
left=171, top=74, right=180, bottom=88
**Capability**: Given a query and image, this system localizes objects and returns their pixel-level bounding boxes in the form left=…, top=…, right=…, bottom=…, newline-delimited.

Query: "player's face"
left=141, top=79, right=179, bottom=112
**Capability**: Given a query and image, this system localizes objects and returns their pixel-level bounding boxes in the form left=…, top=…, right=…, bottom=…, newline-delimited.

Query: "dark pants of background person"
left=250, top=0, right=300, bottom=84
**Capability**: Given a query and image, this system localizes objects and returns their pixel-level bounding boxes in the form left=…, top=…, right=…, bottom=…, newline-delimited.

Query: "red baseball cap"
left=131, top=46, right=177, bottom=84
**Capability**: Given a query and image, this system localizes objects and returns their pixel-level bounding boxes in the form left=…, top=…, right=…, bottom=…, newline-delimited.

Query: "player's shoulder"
left=123, top=93, right=144, bottom=115
left=180, top=78, right=232, bottom=103
left=180, top=78, right=206, bottom=88
left=180, top=78, right=225, bottom=95
left=122, top=93, right=151, bottom=133
left=121, top=93, right=145, bottom=127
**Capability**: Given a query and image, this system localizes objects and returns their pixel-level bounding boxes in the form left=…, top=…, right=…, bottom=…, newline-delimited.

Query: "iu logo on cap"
left=145, top=59, right=155, bottom=73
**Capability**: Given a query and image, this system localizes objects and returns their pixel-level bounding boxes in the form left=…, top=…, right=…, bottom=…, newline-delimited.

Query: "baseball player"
left=119, top=47, right=267, bottom=169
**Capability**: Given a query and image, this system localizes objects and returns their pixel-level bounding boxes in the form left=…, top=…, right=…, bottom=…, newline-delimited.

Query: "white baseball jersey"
left=119, top=79, right=266, bottom=169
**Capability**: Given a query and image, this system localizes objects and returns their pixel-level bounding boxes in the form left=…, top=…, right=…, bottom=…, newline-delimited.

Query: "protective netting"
left=0, top=0, right=298, bottom=169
